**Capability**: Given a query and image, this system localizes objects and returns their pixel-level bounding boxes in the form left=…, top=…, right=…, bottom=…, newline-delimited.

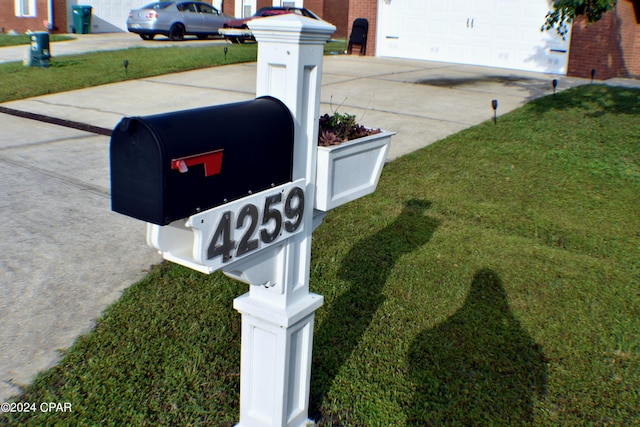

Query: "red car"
left=220, top=6, right=320, bottom=44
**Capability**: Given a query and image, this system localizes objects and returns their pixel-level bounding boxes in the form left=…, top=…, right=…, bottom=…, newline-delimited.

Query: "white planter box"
left=314, top=130, right=394, bottom=211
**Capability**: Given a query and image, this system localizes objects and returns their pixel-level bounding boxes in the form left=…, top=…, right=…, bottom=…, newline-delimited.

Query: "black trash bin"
left=72, top=5, right=92, bottom=34
left=28, top=32, right=50, bottom=67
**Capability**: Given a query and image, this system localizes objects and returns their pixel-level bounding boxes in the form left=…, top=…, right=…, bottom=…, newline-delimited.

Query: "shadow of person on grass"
left=407, top=268, right=547, bottom=426
left=310, top=199, right=440, bottom=424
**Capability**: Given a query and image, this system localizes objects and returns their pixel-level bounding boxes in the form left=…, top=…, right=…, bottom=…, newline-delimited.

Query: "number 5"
left=261, top=193, right=282, bottom=243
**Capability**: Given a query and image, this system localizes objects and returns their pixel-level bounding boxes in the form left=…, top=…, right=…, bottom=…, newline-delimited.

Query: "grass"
left=0, top=44, right=257, bottom=103
left=0, top=38, right=347, bottom=103
left=0, top=33, right=74, bottom=47
left=1, top=83, right=638, bottom=426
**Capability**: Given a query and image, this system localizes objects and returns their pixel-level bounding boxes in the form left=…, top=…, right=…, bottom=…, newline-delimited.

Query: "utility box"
left=110, top=96, right=295, bottom=226
left=72, top=5, right=93, bottom=34
left=25, top=32, right=50, bottom=67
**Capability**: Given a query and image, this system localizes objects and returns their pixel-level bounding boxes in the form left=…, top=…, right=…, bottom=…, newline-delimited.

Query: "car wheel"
left=140, top=34, right=155, bottom=40
left=169, top=24, right=185, bottom=41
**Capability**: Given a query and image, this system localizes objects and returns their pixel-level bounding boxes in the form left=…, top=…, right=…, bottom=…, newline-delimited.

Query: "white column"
left=228, top=14, right=336, bottom=427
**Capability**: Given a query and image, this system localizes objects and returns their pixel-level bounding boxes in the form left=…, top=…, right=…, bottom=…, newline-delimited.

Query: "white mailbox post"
left=227, top=16, right=335, bottom=427
left=112, top=13, right=389, bottom=427
left=143, top=14, right=337, bottom=427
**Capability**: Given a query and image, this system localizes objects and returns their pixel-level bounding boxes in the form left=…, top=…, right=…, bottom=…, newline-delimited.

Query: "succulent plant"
left=318, top=112, right=381, bottom=146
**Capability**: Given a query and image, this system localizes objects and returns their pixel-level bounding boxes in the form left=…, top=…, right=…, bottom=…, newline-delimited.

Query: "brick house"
left=223, top=0, right=640, bottom=79
left=1, top=0, right=637, bottom=79
left=567, top=0, right=640, bottom=79
left=0, top=0, right=67, bottom=34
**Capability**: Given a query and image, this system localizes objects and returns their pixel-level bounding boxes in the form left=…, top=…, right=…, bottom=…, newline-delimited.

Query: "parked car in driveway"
left=127, top=1, right=232, bottom=41
left=220, top=6, right=320, bottom=44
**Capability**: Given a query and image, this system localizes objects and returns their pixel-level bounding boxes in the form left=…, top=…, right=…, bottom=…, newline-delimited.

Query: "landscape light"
left=491, top=99, right=498, bottom=125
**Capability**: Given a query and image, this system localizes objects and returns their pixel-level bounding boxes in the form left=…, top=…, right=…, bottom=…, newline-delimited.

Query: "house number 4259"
left=207, top=185, right=305, bottom=263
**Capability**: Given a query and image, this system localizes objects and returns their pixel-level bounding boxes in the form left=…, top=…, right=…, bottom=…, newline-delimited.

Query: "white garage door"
left=376, top=0, right=570, bottom=74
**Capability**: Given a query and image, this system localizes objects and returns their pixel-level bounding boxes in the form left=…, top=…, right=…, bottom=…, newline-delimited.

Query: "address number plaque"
left=184, top=178, right=306, bottom=271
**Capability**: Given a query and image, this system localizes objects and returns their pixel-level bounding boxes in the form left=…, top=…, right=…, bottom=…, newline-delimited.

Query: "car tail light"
left=145, top=11, right=158, bottom=19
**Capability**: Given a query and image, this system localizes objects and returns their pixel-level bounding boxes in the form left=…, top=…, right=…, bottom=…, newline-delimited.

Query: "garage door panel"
left=376, top=0, right=570, bottom=74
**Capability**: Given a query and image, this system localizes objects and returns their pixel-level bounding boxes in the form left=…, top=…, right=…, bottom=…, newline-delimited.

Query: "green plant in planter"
left=318, top=111, right=381, bottom=146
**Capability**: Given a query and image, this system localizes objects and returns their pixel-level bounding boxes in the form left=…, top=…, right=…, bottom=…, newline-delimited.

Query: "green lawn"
left=0, top=39, right=347, bottom=103
left=0, top=44, right=257, bottom=103
left=0, top=34, right=74, bottom=47
left=1, top=84, right=638, bottom=426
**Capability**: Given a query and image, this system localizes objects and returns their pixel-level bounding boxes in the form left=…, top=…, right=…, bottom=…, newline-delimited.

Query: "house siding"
left=567, top=0, right=640, bottom=79
left=0, top=0, right=61, bottom=33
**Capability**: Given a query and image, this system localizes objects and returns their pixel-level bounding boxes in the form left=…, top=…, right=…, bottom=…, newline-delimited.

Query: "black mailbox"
left=110, top=96, right=294, bottom=225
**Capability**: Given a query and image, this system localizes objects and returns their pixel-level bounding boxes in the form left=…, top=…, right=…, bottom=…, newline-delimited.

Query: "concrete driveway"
left=0, top=44, right=595, bottom=402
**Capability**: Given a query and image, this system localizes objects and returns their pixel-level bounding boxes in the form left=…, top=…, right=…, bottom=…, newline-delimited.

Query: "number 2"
left=236, top=204, right=259, bottom=256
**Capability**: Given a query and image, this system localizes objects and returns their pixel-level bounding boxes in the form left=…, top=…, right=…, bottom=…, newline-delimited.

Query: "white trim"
left=15, top=0, right=36, bottom=17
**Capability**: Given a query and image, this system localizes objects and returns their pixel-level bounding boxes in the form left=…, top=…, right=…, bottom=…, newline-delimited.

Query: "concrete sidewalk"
left=0, top=52, right=601, bottom=402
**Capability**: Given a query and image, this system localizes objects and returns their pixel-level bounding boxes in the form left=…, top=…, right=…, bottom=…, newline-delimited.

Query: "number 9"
left=284, top=187, right=304, bottom=232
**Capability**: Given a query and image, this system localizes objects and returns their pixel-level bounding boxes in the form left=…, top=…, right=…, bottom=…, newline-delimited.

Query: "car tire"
left=169, top=24, right=185, bottom=41
left=140, top=34, right=155, bottom=40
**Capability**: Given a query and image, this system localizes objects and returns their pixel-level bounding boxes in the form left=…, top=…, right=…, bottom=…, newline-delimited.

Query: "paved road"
left=2, top=33, right=624, bottom=402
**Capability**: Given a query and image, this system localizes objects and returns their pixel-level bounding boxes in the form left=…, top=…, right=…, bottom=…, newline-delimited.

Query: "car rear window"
left=143, top=1, right=173, bottom=10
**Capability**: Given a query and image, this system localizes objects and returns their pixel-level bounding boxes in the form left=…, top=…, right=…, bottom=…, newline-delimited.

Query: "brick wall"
left=568, top=0, right=639, bottom=79
left=347, top=0, right=376, bottom=55
left=619, top=0, right=640, bottom=76
left=315, top=0, right=348, bottom=38
left=305, top=0, right=323, bottom=16
left=222, top=0, right=235, bottom=16
left=257, top=0, right=271, bottom=10
left=0, top=0, right=65, bottom=34
left=53, top=0, right=66, bottom=33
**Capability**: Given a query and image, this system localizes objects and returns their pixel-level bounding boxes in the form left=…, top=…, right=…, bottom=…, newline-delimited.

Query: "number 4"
left=207, top=211, right=235, bottom=262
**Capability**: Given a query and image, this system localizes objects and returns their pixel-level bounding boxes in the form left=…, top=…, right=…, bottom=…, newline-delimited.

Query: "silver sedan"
left=127, top=1, right=231, bottom=41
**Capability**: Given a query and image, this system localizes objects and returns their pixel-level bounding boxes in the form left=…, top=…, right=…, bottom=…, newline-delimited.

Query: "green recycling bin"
left=29, top=32, right=50, bottom=67
left=72, top=5, right=92, bottom=34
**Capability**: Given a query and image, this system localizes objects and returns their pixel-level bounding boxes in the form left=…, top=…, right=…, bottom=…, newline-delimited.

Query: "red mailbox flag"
left=171, top=149, right=224, bottom=177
